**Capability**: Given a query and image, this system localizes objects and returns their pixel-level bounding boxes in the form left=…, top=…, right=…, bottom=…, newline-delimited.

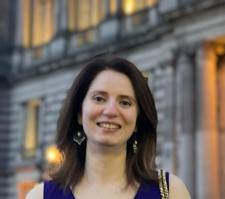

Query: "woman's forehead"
left=87, top=70, right=136, bottom=97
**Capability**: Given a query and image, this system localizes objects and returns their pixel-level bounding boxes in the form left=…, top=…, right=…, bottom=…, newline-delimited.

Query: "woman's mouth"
left=96, top=122, right=121, bottom=129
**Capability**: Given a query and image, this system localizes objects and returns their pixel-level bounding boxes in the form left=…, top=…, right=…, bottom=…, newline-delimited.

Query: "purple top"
left=44, top=173, right=169, bottom=199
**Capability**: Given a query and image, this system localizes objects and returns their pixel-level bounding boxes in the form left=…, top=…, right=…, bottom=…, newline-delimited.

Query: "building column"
left=218, top=55, right=225, bottom=199
left=56, top=0, right=68, bottom=33
left=11, top=0, right=23, bottom=74
left=195, top=42, right=220, bottom=199
left=175, top=50, right=195, bottom=197
left=14, top=0, right=23, bottom=47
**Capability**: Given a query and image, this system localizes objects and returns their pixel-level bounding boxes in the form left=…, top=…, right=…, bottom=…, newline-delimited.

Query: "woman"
left=27, top=56, right=191, bottom=199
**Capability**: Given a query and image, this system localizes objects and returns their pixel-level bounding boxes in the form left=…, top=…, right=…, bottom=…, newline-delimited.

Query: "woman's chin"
left=88, top=139, right=125, bottom=149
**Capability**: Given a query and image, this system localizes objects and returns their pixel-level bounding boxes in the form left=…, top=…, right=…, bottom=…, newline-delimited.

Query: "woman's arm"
left=169, top=174, right=191, bottom=199
left=25, top=183, right=44, bottom=199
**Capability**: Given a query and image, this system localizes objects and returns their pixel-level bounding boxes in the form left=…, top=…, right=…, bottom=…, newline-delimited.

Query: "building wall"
left=0, top=84, right=16, bottom=199
left=0, top=0, right=14, bottom=49
left=0, top=1, right=16, bottom=198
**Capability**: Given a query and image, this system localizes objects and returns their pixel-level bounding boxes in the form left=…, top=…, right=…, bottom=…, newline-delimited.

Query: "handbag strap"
left=158, top=169, right=169, bottom=199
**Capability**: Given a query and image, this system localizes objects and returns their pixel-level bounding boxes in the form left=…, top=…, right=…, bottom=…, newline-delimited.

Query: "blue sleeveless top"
left=44, top=173, right=169, bottom=199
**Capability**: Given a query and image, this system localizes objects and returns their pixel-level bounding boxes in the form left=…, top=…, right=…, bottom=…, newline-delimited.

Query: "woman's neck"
left=82, top=143, right=127, bottom=186
left=72, top=144, right=139, bottom=199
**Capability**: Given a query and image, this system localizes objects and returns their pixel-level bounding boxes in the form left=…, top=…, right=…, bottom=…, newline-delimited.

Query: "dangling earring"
left=133, top=139, right=138, bottom=154
left=73, top=130, right=86, bottom=145
left=73, top=115, right=86, bottom=145
left=133, top=128, right=138, bottom=154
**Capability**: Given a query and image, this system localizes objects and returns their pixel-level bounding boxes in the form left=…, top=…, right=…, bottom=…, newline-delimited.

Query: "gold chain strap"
left=158, top=169, right=169, bottom=199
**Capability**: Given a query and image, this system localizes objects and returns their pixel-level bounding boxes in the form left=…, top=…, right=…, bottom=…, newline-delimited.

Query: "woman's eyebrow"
left=89, top=91, right=137, bottom=102
left=89, top=90, right=107, bottom=95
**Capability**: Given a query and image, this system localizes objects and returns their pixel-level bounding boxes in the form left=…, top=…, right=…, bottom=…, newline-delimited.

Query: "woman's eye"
left=93, top=96, right=105, bottom=103
left=120, top=100, right=132, bottom=107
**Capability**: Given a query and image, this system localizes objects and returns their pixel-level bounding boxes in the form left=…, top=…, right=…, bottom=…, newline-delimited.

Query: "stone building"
left=0, top=0, right=224, bottom=199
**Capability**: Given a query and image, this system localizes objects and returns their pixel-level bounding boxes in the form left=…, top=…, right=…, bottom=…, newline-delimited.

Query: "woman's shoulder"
left=26, top=183, right=44, bottom=199
left=145, top=170, right=191, bottom=198
left=169, top=173, right=191, bottom=199
left=26, top=180, right=70, bottom=199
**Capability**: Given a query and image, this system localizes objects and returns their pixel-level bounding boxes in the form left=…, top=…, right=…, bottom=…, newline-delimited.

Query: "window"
left=109, top=0, right=118, bottom=15
left=22, top=0, right=55, bottom=47
left=122, top=0, right=157, bottom=15
left=92, top=0, right=103, bottom=27
left=68, top=0, right=78, bottom=31
left=67, top=0, right=107, bottom=32
left=23, top=99, right=41, bottom=157
left=77, top=0, right=90, bottom=30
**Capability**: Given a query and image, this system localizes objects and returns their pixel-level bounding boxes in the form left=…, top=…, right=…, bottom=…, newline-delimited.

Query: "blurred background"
left=0, top=0, right=224, bottom=198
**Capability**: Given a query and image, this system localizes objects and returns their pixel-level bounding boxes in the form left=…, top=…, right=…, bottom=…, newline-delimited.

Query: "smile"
left=96, top=122, right=121, bottom=129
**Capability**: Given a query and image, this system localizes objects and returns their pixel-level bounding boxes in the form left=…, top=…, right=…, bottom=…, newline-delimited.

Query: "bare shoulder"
left=26, top=183, right=44, bottom=199
left=169, top=174, right=191, bottom=199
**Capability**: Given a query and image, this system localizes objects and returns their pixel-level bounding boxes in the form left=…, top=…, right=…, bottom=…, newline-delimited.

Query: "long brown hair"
left=51, top=56, right=158, bottom=189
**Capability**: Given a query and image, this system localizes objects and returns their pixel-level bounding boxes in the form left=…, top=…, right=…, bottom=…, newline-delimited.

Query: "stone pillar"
left=14, top=0, right=23, bottom=47
left=162, top=65, right=175, bottom=172
left=218, top=55, right=225, bottom=199
left=195, top=42, right=220, bottom=199
left=175, top=50, right=195, bottom=197
left=11, top=0, right=23, bottom=74
left=56, top=0, right=68, bottom=33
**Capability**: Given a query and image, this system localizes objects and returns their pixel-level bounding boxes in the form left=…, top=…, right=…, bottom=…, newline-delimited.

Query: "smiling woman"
left=81, top=70, right=138, bottom=149
left=26, top=55, right=191, bottom=199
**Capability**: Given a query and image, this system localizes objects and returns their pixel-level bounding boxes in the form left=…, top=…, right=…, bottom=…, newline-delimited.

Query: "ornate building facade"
left=0, top=0, right=224, bottom=199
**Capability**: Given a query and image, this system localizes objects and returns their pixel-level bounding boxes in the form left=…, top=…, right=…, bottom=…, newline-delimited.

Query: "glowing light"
left=123, top=0, right=157, bottom=15
left=45, top=145, right=62, bottom=164
left=123, top=0, right=135, bottom=15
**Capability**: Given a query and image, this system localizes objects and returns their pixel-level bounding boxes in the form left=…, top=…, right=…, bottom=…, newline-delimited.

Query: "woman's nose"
left=102, top=100, right=118, bottom=117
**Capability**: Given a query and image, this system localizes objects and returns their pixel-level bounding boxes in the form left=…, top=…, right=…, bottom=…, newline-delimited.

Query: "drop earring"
left=73, top=115, right=86, bottom=145
left=133, top=138, right=138, bottom=154
left=73, top=130, right=86, bottom=145
left=133, top=128, right=138, bottom=154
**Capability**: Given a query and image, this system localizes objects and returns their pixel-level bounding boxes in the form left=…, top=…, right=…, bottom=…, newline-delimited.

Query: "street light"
left=38, top=144, right=62, bottom=180
left=45, top=145, right=62, bottom=165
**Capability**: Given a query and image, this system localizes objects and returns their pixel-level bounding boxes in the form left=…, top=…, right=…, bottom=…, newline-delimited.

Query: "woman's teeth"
left=97, top=122, right=120, bottom=129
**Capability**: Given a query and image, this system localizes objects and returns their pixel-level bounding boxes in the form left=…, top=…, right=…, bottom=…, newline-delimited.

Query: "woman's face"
left=81, top=70, right=138, bottom=150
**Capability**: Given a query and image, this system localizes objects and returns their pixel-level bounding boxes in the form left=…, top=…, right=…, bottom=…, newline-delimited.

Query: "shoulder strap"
left=158, top=169, right=169, bottom=199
